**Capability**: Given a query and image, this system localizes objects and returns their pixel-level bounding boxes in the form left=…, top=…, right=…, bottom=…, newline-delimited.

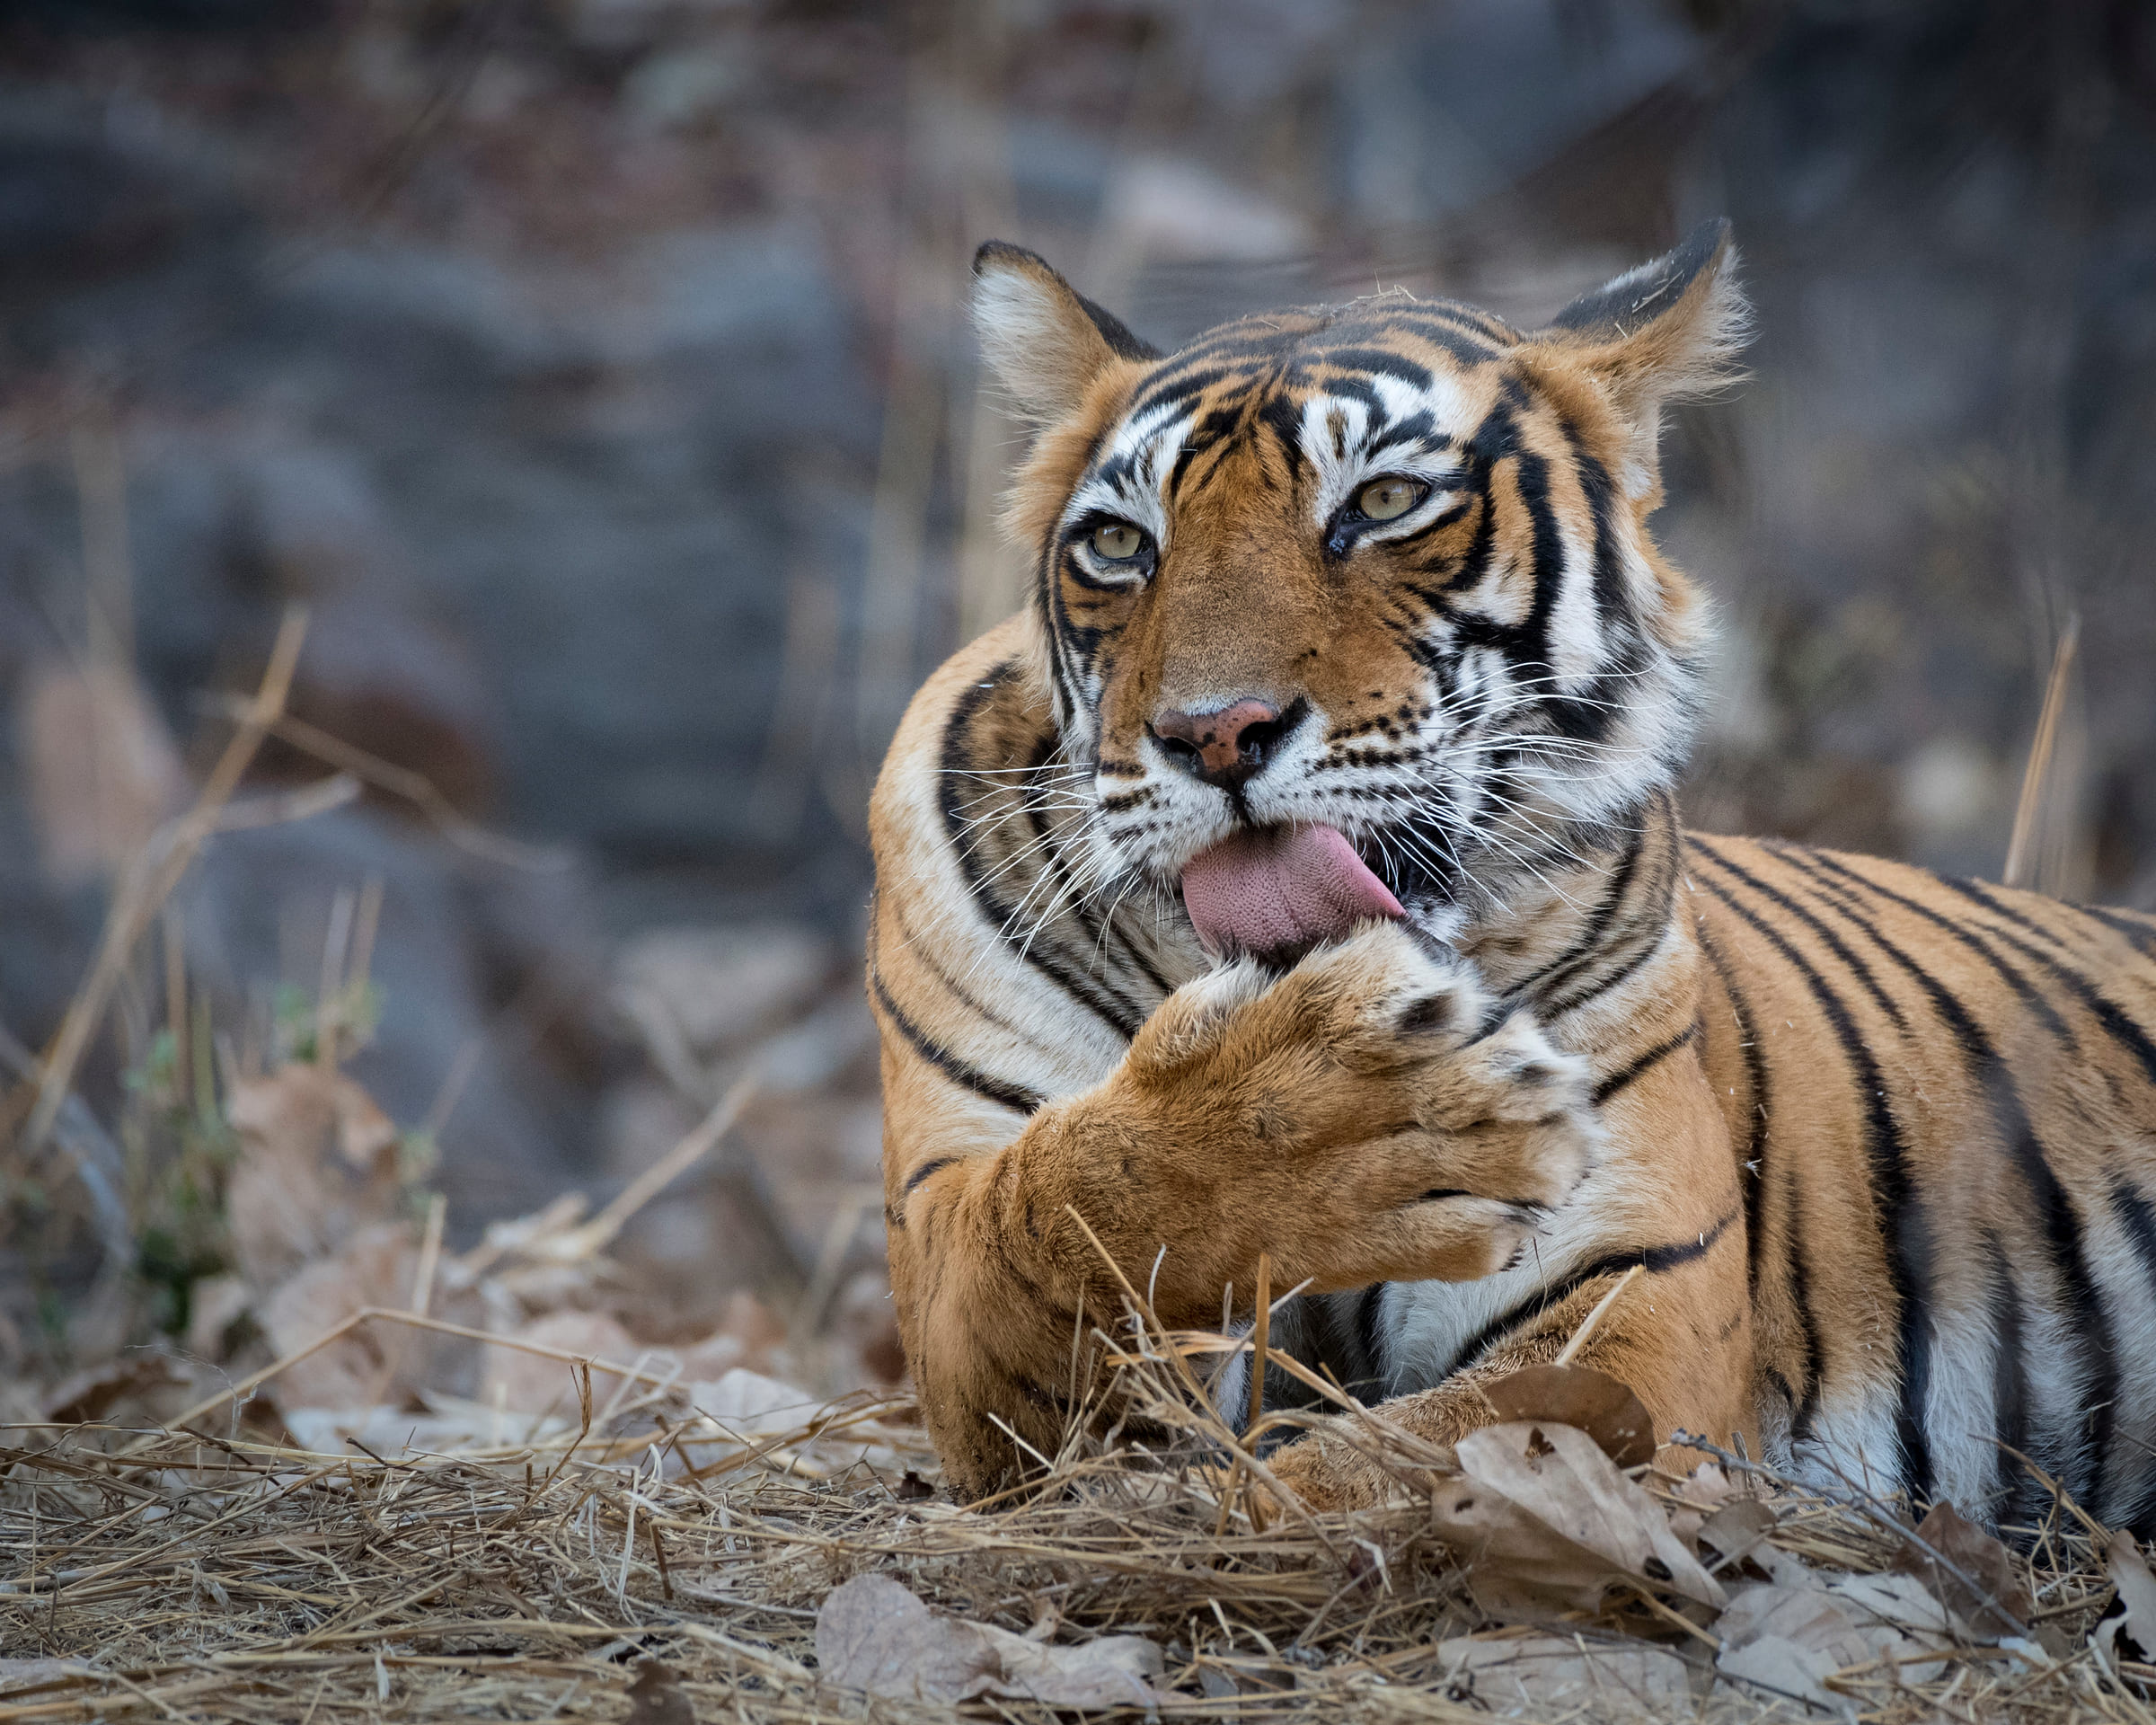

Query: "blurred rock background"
left=0, top=0, right=2152, bottom=1378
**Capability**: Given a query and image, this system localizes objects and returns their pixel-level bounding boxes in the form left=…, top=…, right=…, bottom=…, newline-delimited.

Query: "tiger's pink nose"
left=1150, top=699, right=1289, bottom=788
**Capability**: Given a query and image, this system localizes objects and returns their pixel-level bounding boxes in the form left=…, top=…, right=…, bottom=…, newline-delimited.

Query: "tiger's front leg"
left=1257, top=1021, right=1759, bottom=1511
left=879, top=922, right=1599, bottom=1501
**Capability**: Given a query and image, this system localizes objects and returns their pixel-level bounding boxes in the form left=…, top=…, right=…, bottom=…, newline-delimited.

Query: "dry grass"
left=2, top=1326, right=2150, bottom=1724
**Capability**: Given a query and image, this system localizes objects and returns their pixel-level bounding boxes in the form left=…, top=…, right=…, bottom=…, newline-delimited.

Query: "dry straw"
left=1, top=1318, right=2145, bottom=1724
left=7, top=1199, right=2133, bottom=1723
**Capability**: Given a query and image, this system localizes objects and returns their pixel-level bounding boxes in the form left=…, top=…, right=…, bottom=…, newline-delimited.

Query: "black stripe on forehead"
left=1291, top=348, right=1436, bottom=390
left=1098, top=313, right=1496, bottom=499
left=1369, top=411, right=1445, bottom=456
left=1165, top=386, right=1304, bottom=497
left=1127, top=366, right=1242, bottom=422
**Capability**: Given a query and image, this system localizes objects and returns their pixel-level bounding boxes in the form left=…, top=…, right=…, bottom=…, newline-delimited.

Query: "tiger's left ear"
left=1532, top=217, right=1749, bottom=502
left=972, top=242, right=1161, bottom=424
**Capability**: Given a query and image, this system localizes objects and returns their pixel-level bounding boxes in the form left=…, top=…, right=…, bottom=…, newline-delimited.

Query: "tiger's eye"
left=1357, top=478, right=1425, bottom=521
left=1091, top=522, right=1145, bottom=560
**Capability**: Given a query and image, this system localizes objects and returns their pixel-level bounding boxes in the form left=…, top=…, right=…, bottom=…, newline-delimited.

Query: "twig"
left=22, top=607, right=310, bottom=1154
left=205, top=695, right=565, bottom=871
left=2004, top=609, right=2080, bottom=889
left=1672, top=1428, right=2034, bottom=1639
left=1554, top=1263, right=1643, bottom=1367
left=546, top=1074, right=758, bottom=1262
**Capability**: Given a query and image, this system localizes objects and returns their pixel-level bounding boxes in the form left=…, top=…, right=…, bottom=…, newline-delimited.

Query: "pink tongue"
left=1180, top=825, right=1404, bottom=960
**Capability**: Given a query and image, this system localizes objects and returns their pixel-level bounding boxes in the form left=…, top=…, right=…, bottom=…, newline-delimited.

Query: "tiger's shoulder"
left=869, top=613, right=1055, bottom=880
left=867, top=615, right=1170, bottom=1124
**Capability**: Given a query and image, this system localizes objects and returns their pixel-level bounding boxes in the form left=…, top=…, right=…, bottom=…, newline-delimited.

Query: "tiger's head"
left=973, top=222, right=1746, bottom=948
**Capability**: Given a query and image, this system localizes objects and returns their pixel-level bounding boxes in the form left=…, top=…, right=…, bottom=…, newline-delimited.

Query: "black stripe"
left=1985, top=1237, right=2030, bottom=1521
left=1371, top=307, right=1508, bottom=362
left=1302, top=347, right=1435, bottom=389
left=1768, top=854, right=2119, bottom=1502
left=1688, top=839, right=1934, bottom=1499
left=1516, top=817, right=1646, bottom=1001
left=2113, top=1183, right=2156, bottom=1535
left=1546, top=802, right=1683, bottom=1017
left=1592, top=1022, right=1698, bottom=1106
left=935, top=672, right=1144, bottom=1039
left=1935, top=874, right=2080, bottom=954
left=1543, top=416, right=1644, bottom=745
left=892, top=896, right=1047, bottom=1053
left=2077, top=905, right=2156, bottom=955
left=1696, top=928, right=1768, bottom=1283
left=1936, top=877, right=2156, bottom=1092
left=903, top=1156, right=961, bottom=1199
left=1692, top=846, right=1909, bottom=1032
left=2115, top=1181, right=2156, bottom=1295
left=1547, top=922, right=1666, bottom=1019
left=1356, top=1282, right=1391, bottom=1399
left=1784, top=848, right=2079, bottom=1057
left=1448, top=1208, right=1738, bottom=1376
left=869, top=968, right=1044, bottom=1117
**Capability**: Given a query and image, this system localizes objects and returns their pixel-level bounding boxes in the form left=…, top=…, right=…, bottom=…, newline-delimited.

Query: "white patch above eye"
left=1299, top=384, right=1471, bottom=534
left=1056, top=404, right=1188, bottom=575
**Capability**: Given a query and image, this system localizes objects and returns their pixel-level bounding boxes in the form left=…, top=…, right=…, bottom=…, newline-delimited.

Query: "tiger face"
left=973, top=224, right=1746, bottom=947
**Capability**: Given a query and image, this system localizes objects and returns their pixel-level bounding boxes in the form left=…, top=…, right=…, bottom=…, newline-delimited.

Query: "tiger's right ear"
left=972, top=242, right=1160, bottom=423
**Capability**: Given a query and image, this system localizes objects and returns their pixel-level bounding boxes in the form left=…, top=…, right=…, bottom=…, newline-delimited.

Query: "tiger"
left=866, top=218, right=2156, bottom=1530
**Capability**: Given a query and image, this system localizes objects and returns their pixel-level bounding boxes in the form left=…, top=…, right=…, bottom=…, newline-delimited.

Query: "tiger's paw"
left=1243, top=1430, right=1404, bottom=1517
left=1122, top=922, right=1598, bottom=1287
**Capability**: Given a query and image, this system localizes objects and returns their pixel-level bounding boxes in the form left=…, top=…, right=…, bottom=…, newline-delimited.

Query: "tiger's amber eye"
left=1357, top=478, right=1425, bottom=521
left=1091, top=522, right=1145, bottom=560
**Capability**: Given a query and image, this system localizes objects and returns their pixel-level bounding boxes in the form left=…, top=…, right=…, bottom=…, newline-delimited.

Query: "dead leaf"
left=261, top=1225, right=423, bottom=1410
left=1480, top=1363, right=1657, bottom=1468
left=227, top=1065, right=403, bottom=1287
left=185, top=1274, right=253, bottom=1362
left=1890, top=1499, right=2032, bottom=1640
left=623, top=1659, right=695, bottom=1725
left=40, top=1355, right=179, bottom=1425
left=1668, top=1460, right=1738, bottom=1510
left=1698, top=1499, right=1779, bottom=1572
left=675, top=1291, right=787, bottom=1380
left=1436, top=1633, right=1696, bottom=1720
left=0, top=1660, right=84, bottom=1698
left=2096, top=1532, right=2156, bottom=1665
left=1716, top=1575, right=1949, bottom=1705
left=18, top=660, right=187, bottom=885
left=816, top=1573, right=1164, bottom=1710
left=480, top=1311, right=639, bottom=1416
left=1427, top=1421, right=1725, bottom=1616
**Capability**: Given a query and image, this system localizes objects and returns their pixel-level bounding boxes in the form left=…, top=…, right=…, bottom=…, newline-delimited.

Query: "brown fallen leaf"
left=1716, top=1575, right=1949, bottom=1705
left=1436, top=1633, right=1696, bottom=1720
left=39, top=1355, right=181, bottom=1425
left=261, top=1225, right=423, bottom=1411
left=2096, top=1532, right=2156, bottom=1665
left=815, top=1573, right=1164, bottom=1710
left=184, top=1274, right=254, bottom=1363
left=227, top=1065, right=403, bottom=1287
left=623, top=1660, right=695, bottom=1725
left=1427, top=1421, right=1725, bottom=1617
left=1698, top=1499, right=1779, bottom=1572
left=17, top=659, right=187, bottom=885
left=1480, top=1363, right=1657, bottom=1468
left=480, top=1311, right=640, bottom=1416
left=1890, top=1499, right=2031, bottom=1641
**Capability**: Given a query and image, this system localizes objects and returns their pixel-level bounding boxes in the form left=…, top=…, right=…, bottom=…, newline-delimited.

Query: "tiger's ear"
left=972, top=242, right=1159, bottom=423
left=1533, top=217, right=1749, bottom=501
